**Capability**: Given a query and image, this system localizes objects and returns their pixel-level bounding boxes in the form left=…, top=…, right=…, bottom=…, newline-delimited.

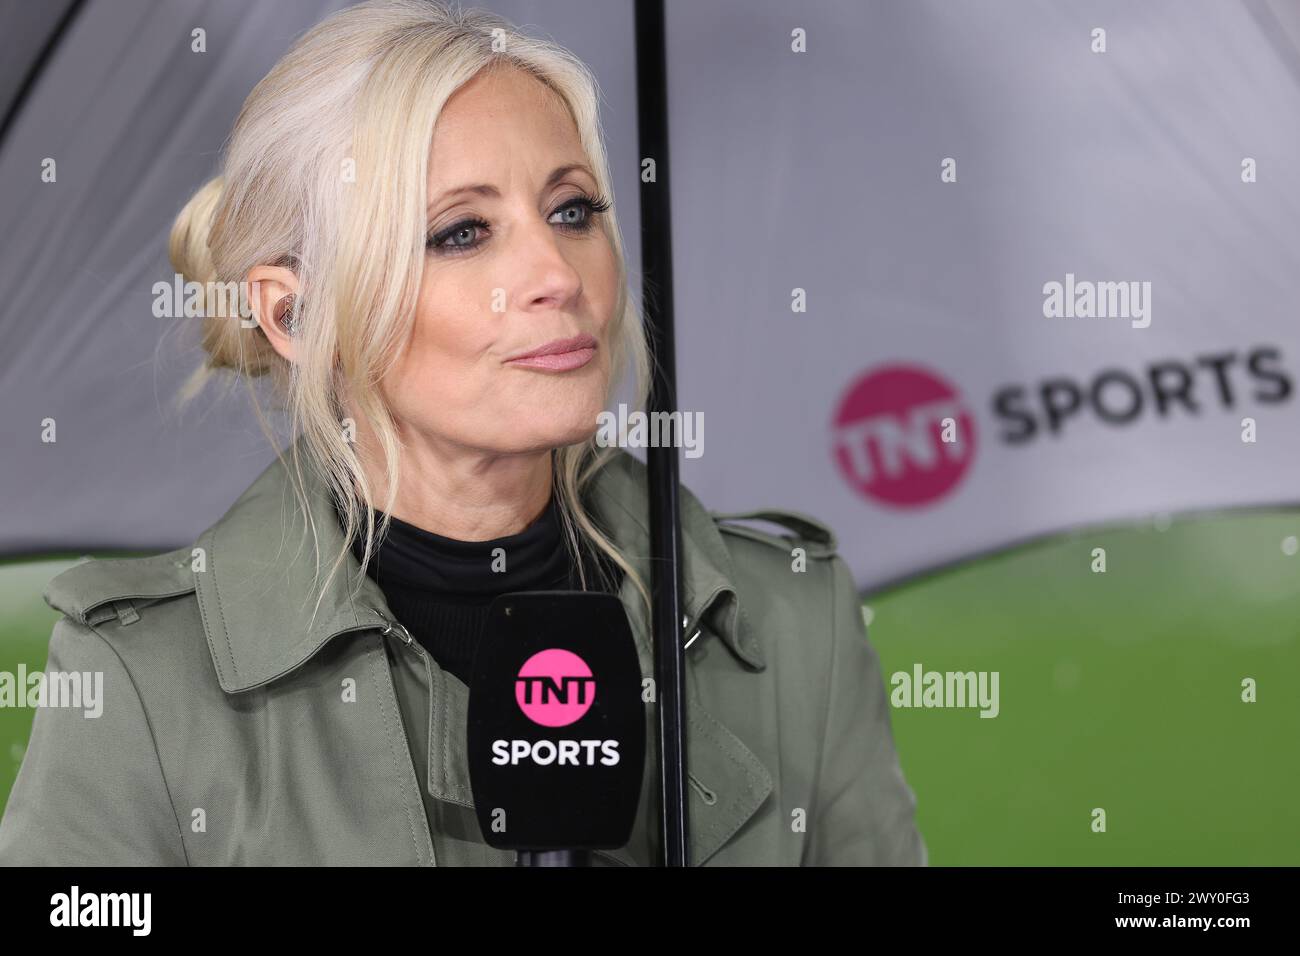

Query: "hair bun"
left=168, top=176, right=224, bottom=287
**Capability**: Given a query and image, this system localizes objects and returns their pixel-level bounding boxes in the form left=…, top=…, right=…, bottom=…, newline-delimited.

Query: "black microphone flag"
left=466, top=591, right=646, bottom=852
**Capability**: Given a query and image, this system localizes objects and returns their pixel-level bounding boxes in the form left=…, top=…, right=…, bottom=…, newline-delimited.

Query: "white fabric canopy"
left=3, top=0, right=1298, bottom=595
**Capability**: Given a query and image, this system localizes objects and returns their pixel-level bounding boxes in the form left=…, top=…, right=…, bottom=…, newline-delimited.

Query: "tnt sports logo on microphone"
left=515, top=648, right=595, bottom=727
left=832, top=364, right=976, bottom=508
left=493, top=648, right=620, bottom=768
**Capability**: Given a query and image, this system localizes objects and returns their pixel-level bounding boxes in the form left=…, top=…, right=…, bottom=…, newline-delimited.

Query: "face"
left=383, top=65, right=620, bottom=460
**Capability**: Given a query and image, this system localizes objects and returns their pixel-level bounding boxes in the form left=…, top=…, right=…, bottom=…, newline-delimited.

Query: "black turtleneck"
left=338, top=493, right=622, bottom=685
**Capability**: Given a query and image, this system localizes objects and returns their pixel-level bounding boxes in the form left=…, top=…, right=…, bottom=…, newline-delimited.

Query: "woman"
left=0, top=0, right=923, bottom=866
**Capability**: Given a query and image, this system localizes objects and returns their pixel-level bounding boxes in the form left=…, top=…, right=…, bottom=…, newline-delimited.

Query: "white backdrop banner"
left=3, top=0, right=1298, bottom=597
left=668, top=0, right=1300, bottom=591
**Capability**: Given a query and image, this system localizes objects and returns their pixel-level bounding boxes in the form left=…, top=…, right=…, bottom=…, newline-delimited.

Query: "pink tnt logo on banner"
left=832, top=364, right=976, bottom=508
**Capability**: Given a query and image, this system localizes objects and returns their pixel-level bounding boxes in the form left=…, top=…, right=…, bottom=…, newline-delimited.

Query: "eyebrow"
left=426, top=163, right=595, bottom=211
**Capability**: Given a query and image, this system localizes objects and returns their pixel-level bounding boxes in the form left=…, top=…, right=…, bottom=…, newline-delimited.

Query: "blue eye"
left=427, top=218, right=488, bottom=255
left=425, top=192, right=612, bottom=256
left=549, top=194, right=612, bottom=232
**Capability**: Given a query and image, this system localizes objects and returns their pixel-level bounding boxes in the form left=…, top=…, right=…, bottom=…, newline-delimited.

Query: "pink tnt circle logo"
left=515, top=649, right=596, bottom=727
left=831, top=364, right=976, bottom=508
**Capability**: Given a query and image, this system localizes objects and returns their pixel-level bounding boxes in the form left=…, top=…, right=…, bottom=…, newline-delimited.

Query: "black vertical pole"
left=634, top=0, right=689, bottom=867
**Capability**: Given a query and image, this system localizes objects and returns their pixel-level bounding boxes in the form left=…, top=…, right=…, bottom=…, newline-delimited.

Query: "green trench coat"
left=0, top=441, right=925, bottom=866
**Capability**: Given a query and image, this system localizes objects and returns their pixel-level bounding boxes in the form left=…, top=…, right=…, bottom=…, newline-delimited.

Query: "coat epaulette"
left=43, top=547, right=197, bottom=627
left=710, top=508, right=839, bottom=560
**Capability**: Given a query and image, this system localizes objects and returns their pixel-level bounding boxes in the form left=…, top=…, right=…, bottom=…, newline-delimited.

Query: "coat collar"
left=193, top=437, right=773, bottom=865
left=194, top=438, right=764, bottom=694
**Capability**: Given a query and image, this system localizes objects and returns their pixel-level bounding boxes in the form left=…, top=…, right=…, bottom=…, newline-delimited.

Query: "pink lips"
left=505, top=333, right=598, bottom=371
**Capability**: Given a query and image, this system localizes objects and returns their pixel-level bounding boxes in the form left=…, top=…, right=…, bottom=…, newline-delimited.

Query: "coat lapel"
left=195, top=441, right=774, bottom=866
left=579, top=450, right=776, bottom=866
left=193, top=441, right=393, bottom=694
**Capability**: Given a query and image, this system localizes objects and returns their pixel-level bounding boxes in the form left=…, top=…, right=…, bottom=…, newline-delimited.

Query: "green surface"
left=0, top=556, right=82, bottom=804
left=1, top=512, right=1296, bottom=864
left=867, top=510, right=1300, bottom=865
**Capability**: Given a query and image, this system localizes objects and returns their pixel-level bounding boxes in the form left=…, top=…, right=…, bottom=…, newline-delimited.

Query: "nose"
left=512, top=216, right=584, bottom=313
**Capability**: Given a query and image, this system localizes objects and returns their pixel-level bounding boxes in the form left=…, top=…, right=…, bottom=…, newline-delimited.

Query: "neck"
left=350, top=421, right=555, bottom=541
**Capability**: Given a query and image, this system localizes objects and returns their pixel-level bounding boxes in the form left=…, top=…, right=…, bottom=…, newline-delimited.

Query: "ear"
left=247, top=264, right=300, bottom=362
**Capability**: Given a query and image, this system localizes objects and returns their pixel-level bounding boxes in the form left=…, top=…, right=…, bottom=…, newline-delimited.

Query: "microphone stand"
left=516, top=850, right=591, bottom=867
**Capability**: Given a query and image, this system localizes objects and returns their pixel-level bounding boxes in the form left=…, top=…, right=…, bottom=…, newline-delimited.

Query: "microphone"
left=466, top=591, right=646, bottom=866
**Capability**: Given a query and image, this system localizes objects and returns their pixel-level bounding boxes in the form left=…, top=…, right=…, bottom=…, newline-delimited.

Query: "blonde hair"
left=168, top=0, right=652, bottom=620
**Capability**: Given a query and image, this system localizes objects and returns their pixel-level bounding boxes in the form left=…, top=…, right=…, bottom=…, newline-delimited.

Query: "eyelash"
left=426, top=193, right=613, bottom=256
